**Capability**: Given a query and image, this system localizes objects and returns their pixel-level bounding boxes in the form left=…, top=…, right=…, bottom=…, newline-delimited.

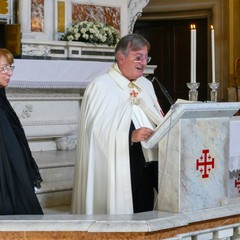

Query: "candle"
left=211, top=25, right=216, bottom=83
left=191, top=24, right=196, bottom=83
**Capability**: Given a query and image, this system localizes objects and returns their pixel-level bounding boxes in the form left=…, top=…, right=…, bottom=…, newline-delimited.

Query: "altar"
left=9, top=59, right=113, bottom=89
left=7, top=59, right=157, bottom=151
left=7, top=59, right=112, bottom=151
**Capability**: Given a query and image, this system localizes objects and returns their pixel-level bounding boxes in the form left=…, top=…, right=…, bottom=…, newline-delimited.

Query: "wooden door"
left=134, top=18, right=208, bottom=114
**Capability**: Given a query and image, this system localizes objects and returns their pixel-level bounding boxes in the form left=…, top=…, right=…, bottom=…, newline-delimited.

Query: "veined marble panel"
left=157, top=117, right=230, bottom=213
left=144, top=102, right=240, bottom=213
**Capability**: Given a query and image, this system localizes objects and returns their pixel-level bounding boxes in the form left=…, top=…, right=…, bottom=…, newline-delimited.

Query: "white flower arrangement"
left=60, top=21, right=120, bottom=47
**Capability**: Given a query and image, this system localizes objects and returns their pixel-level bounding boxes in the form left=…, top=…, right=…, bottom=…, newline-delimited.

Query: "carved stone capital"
left=128, top=0, right=149, bottom=33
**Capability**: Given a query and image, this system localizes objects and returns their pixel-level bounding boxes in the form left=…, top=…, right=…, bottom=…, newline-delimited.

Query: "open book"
left=144, top=99, right=240, bottom=148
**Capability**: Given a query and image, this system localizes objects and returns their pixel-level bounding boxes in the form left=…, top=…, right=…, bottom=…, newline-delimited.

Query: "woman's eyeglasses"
left=1, top=65, right=15, bottom=74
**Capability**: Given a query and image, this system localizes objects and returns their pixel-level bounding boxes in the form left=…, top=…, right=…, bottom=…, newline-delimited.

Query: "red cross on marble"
left=196, top=149, right=215, bottom=179
left=235, top=174, right=240, bottom=193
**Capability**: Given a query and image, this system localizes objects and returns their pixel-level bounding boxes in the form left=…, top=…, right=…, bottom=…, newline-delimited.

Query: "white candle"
left=191, top=24, right=196, bottom=83
left=211, top=25, right=216, bottom=83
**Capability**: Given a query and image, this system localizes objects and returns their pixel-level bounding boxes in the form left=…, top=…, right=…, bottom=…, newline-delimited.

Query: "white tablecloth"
left=229, top=116, right=240, bottom=172
left=9, top=59, right=113, bottom=89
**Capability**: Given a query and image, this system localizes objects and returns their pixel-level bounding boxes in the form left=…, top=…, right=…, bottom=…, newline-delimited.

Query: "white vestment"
left=71, top=64, right=164, bottom=214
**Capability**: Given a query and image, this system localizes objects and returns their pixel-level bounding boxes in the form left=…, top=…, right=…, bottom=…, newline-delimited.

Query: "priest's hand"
left=131, top=127, right=154, bottom=143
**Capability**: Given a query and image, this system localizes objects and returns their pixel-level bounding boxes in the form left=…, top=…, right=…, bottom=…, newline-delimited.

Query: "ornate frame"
left=55, top=0, right=128, bottom=40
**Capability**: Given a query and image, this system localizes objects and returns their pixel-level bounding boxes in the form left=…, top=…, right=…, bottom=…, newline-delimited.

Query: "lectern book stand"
left=145, top=101, right=240, bottom=213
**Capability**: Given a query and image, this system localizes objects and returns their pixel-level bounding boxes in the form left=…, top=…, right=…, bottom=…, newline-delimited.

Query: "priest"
left=72, top=34, right=164, bottom=214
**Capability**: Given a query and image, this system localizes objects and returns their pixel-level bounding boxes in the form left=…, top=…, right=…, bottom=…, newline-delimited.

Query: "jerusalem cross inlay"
left=235, top=174, right=240, bottom=193
left=196, top=149, right=215, bottom=179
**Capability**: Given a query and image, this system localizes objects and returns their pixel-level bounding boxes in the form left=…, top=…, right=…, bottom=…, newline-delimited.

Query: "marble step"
left=43, top=205, right=71, bottom=215
left=39, top=165, right=74, bottom=183
left=36, top=180, right=73, bottom=208
left=33, top=150, right=76, bottom=169
left=32, top=150, right=76, bottom=209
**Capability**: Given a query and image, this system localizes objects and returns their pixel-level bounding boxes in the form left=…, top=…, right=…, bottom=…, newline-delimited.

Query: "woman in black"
left=0, top=48, right=43, bottom=214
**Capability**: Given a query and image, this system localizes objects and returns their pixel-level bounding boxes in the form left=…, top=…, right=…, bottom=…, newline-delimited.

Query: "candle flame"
left=191, top=24, right=196, bottom=29
left=211, top=25, right=214, bottom=30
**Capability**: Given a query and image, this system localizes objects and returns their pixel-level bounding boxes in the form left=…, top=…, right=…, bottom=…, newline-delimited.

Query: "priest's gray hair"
left=114, top=34, right=150, bottom=62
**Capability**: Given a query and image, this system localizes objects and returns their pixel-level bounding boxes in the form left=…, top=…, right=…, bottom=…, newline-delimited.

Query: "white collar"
left=108, top=63, right=142, bottom=91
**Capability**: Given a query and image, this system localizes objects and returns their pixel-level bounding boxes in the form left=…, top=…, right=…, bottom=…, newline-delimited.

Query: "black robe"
left=129, top=121, right=158, bottom=213
left=0, top=88, right=43, bottom=215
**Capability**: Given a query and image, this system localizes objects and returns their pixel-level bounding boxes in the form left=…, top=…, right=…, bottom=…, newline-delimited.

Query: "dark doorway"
left=134, top=18, right=208, bottom=114
left=0, top=23, right=21, bottom=57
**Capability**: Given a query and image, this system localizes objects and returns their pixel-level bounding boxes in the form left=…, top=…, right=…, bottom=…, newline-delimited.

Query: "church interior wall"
left=229, top=0, right=240, bottom=89
left=1, top=0, right=240, bottom=101
left=138, top=0, right=230, bottom=102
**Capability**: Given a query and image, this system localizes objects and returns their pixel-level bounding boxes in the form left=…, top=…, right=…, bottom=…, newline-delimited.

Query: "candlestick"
left=211, top=25, right=216, bottom=83
left=191, top=24, right=196, bottom=83
left=186, top=82, right=200, bottom=101
left=208, top=82, right=219, bottom=102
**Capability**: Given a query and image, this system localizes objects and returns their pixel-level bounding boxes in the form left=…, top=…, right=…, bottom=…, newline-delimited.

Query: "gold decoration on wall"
left=72, top=4, right=120, bottom=31
left=57, top=1, right=65, bottom=33
left=31, top=0, right=44, bottom=32
left=0, top=0, right=8, bottom=14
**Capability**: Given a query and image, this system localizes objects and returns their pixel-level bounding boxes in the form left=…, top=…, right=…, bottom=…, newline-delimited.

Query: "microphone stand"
left=150, top=76, right=175, bottom=106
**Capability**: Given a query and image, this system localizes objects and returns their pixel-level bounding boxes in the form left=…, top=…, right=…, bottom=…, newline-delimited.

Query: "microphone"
left=150, top=76, right=175, bottom=105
